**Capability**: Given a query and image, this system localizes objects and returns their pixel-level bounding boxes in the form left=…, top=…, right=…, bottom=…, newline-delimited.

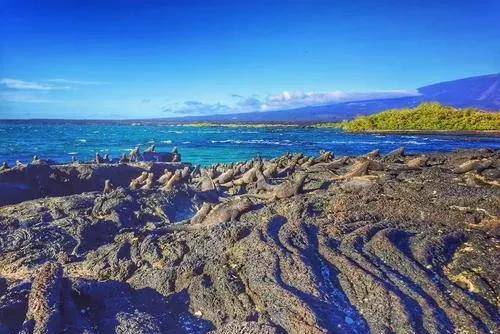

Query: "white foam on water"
left=315, top=139, right=427, bottom=145
left=210, top=139, right=293, bottom=146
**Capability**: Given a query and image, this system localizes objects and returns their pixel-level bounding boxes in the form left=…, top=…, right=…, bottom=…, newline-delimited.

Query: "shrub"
left=342, top=102, right=500, bottom=132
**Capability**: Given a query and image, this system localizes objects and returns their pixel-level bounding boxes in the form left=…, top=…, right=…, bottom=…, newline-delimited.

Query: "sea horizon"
left=1, top=121, right=499, bottom=167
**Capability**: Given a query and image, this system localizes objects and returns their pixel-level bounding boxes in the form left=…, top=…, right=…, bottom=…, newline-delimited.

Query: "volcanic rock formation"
left=0, top=148, right=498, bottom=333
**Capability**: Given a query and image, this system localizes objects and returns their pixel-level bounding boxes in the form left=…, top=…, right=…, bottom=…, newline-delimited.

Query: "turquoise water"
left=0, top=121, right=499, bottom=166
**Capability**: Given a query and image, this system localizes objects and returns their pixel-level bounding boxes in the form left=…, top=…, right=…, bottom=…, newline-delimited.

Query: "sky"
left=0, top=0, right=499, bottom=119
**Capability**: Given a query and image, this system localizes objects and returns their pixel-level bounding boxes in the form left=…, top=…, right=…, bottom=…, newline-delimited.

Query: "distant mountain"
left=168, top=73, right=500, bottom=123
left=417, top=73, right=500, bottom=109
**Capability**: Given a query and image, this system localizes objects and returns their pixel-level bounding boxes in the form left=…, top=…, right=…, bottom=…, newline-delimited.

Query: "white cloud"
left=161, top=89, right=420, bottom=116
left=0, top=78, right=87, bottom=103
left=1, top=78, right=108, bottom=92
left=163, top=101, right=233, bottom=115
left=47, top=79, right=110, bottom=85
left=259, top=90, right=420, bottom=111
left=0, top=78, right=59, bottom=90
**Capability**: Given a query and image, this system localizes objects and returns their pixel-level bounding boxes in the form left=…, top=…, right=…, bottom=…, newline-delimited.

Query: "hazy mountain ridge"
left=171, top=74, right=500, bottom=123
left=417, top=73, right=500, bottom=108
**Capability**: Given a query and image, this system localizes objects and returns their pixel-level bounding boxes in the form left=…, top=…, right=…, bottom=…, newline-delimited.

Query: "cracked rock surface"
left=0, top=149, right=499, bottom=333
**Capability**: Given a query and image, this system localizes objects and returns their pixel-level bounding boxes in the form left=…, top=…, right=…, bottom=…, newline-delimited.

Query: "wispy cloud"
left=0, top=77, right=110, bottom=103
left=236, top=96, right=262, bottom=109
left=163, top=101, right=233, bottom=115
left=1, top=78, right=109, bottom=92
left=47, top=79, right=110, bottom=85
left=0, top=78, right=64, bottom=90
left=0, top=79, right=60, bottom=103
left=160, top=89, right=420, bottom=116
left=259, top=90, right=420, bottom=111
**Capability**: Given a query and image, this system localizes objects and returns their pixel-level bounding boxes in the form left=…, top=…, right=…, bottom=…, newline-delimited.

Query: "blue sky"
left=0, top=0, right=499, bottom=119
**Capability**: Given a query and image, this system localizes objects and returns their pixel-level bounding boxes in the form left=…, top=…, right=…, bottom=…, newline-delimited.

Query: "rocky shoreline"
left=0, top=148, right=498, bottom=333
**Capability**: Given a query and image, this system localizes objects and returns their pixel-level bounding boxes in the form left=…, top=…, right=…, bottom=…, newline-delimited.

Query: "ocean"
left=1, top=121, right=499, bottom=166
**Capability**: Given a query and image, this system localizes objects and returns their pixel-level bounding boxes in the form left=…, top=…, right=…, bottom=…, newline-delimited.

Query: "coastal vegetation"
left=339, top=102, right=500, bottom=132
